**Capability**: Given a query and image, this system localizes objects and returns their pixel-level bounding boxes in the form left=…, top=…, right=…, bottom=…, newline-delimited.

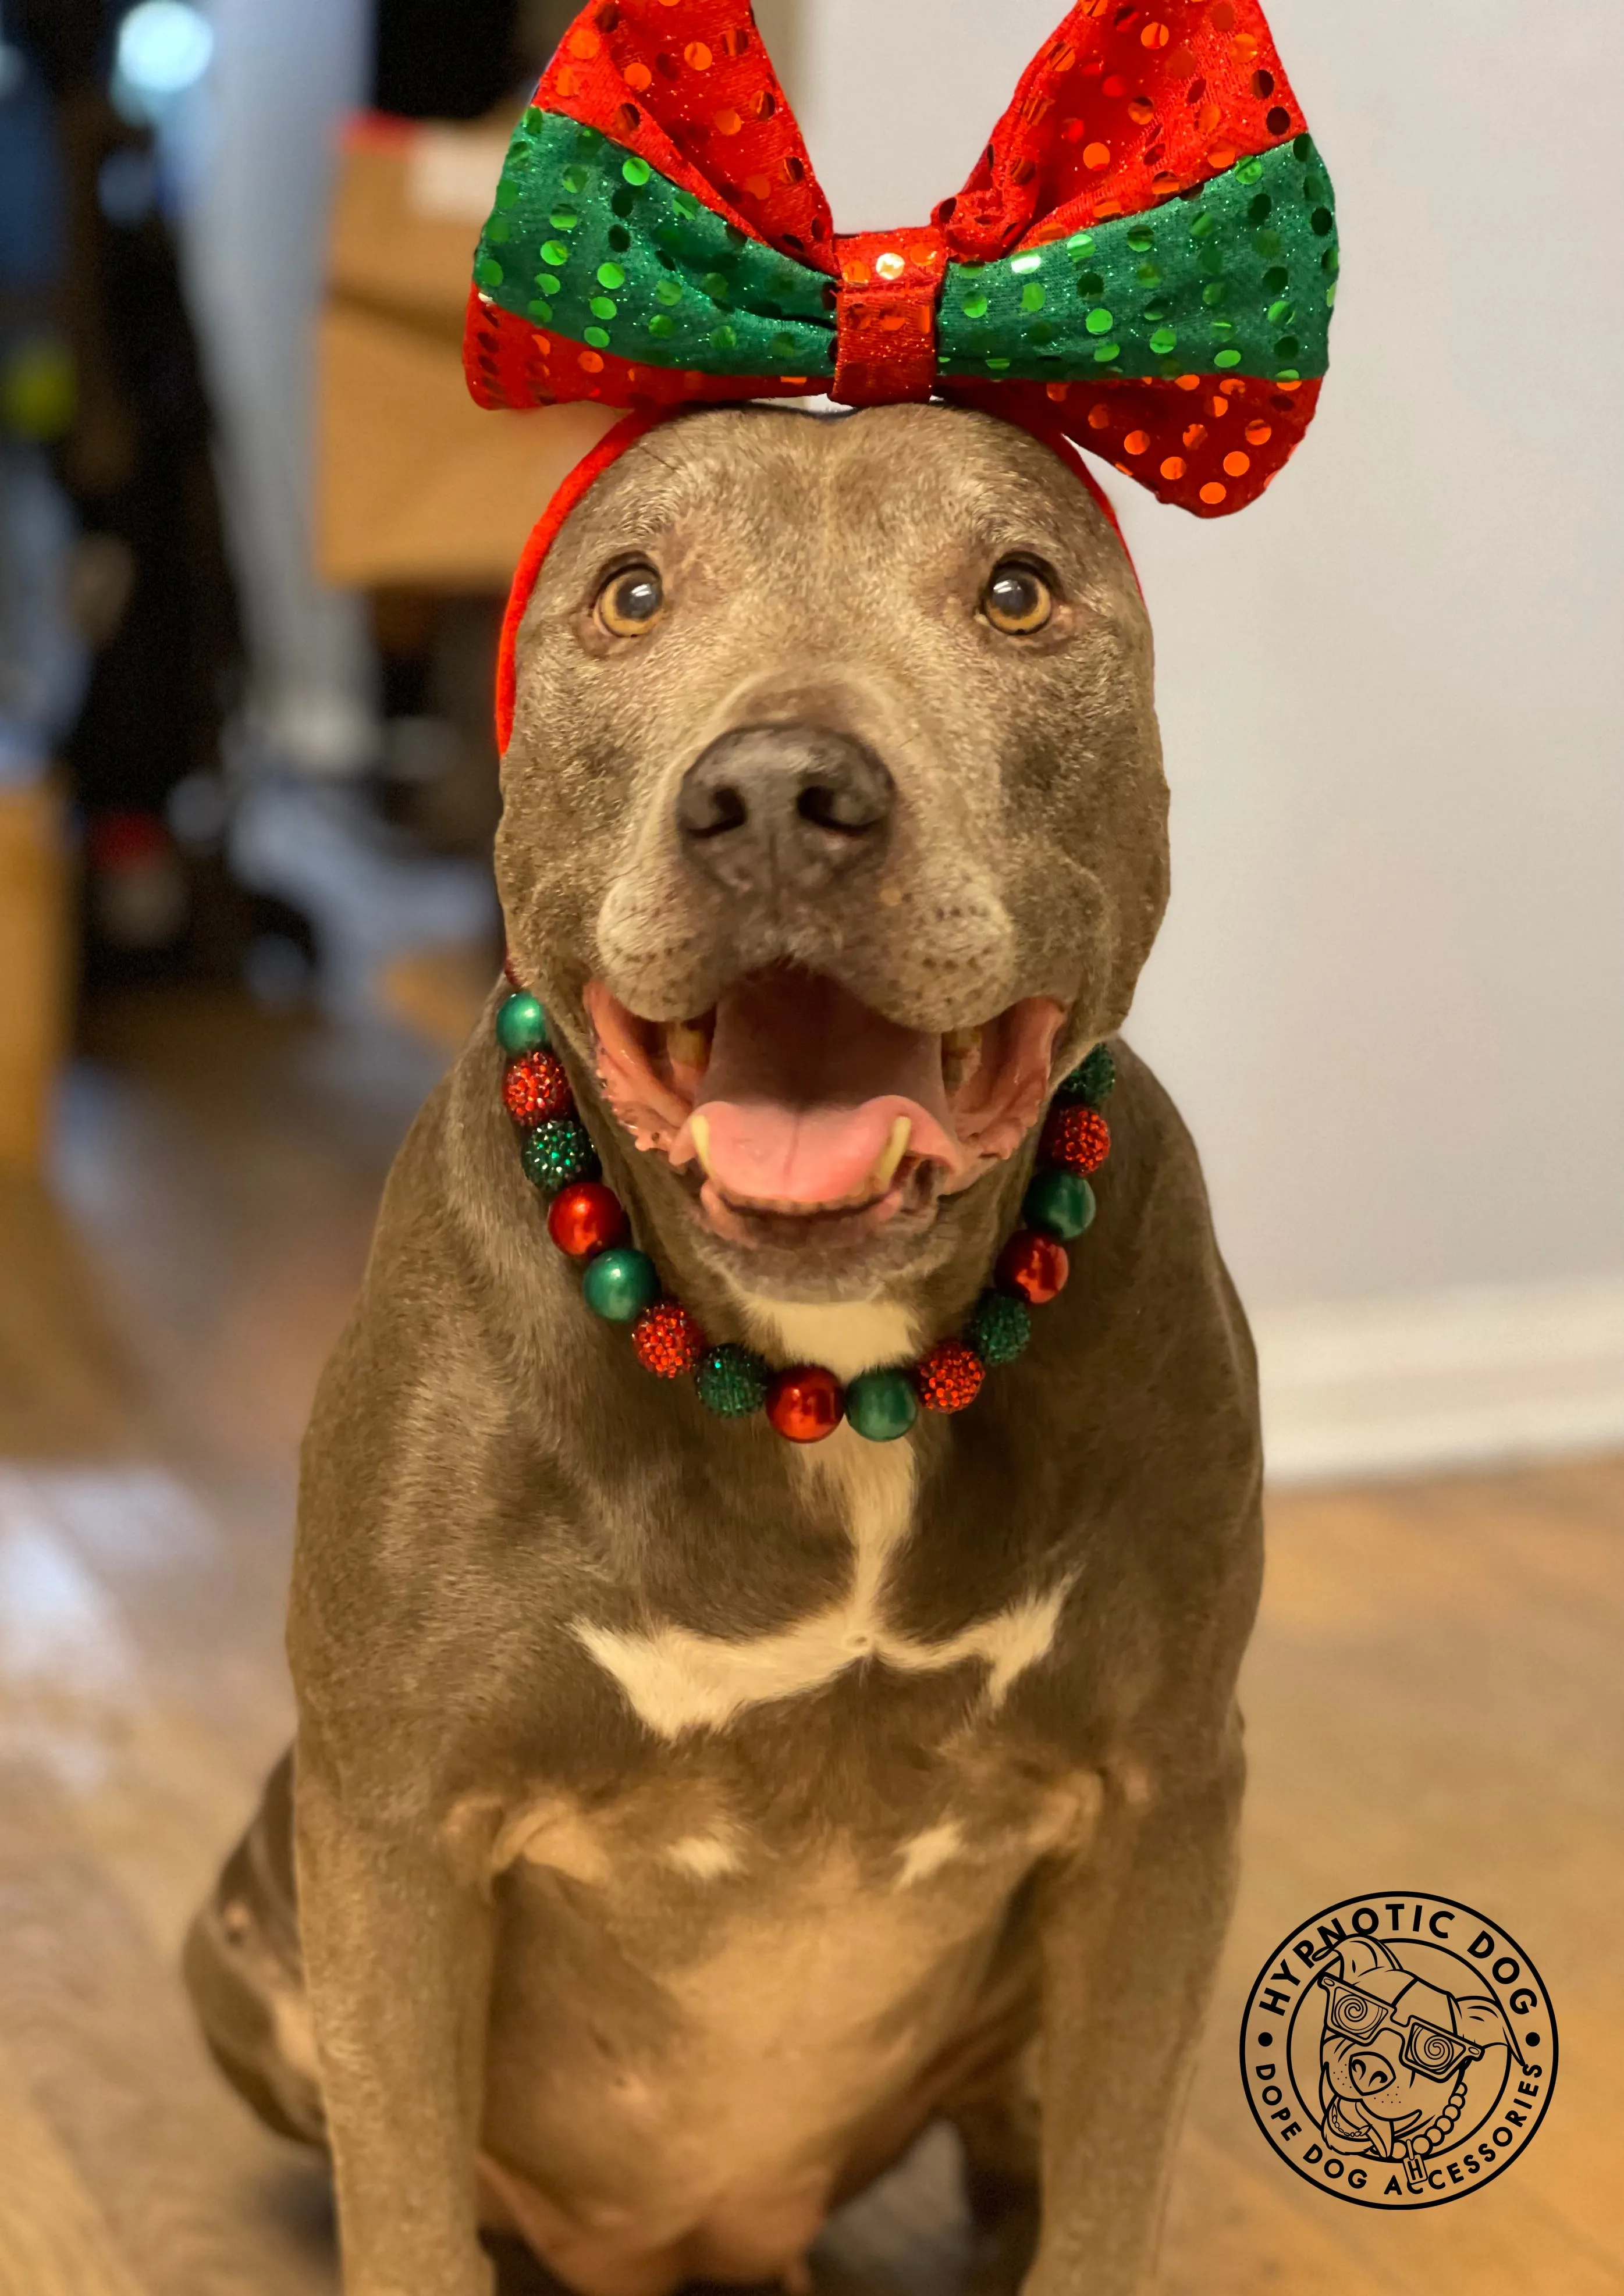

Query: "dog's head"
left=499, top=401, right=1167, bottom=1301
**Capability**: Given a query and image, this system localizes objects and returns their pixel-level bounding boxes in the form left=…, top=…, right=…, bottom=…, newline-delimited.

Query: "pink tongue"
left=670, top=971, right=962, bottom=1208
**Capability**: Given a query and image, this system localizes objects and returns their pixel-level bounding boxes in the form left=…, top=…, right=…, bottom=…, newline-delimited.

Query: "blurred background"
left=0, top=4, right=1619, bottom=2294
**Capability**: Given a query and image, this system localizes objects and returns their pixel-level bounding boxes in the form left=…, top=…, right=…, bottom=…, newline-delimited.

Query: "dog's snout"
left=675, top=724, right=894, bottom=895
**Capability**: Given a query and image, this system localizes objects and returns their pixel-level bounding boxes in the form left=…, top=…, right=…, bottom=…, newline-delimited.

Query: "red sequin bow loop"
left=462, top=0, right=1337, bottom=518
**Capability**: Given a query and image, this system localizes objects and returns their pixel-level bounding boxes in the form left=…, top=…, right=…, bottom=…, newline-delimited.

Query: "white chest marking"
left=895, top=1820, right=966, bottom=1886
left=574, top=1299, right=1071, bottom=1742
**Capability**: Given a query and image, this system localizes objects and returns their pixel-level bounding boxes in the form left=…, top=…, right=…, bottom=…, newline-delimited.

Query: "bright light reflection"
left=116, top=1, right=214, bottom=97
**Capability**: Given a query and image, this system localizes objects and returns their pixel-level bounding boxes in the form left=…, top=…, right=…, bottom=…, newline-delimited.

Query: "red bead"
left=631, top=1300, right=706, bottom=1378
left=1040, top=1104, right=1111, bottom=1173
left=547, top=1180, right=628, bottom=1260
left=765, top=1364, right=845, bottom=1443
left=503, top=1049, right=573, bottom=1126
left=997, top=1229, right=1070, bottom=1307
left=914, top=1338, right=985, bottom=1414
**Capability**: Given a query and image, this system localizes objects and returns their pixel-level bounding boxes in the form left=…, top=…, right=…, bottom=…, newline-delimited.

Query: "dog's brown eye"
left=982, top=561, right=1053, bottom=635
left=597, top=565, right=664, bottom=637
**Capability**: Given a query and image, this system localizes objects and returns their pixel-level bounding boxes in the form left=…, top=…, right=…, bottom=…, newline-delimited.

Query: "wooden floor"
left=0, top=987, right=1619, bottom=2296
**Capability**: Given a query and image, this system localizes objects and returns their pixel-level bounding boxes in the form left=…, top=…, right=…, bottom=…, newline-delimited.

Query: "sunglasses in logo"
left=1317, top=1974, right=1486, bottom=2081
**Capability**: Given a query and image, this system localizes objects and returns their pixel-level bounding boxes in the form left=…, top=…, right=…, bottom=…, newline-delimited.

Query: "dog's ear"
left=1454, top=1993, right=1526, bottom=2070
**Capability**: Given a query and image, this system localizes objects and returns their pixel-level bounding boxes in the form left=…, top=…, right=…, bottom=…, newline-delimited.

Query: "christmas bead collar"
left=495, top=985, right=1113, bottom=1445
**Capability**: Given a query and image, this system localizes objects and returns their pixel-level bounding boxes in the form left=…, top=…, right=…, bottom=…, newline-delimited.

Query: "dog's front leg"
left=295, top=1733, right=497, bottom=2296
left=1023, top=1725, right=1244, bottom=2296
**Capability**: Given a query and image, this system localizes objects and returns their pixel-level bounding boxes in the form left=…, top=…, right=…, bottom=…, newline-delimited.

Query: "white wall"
left=789, top=2, right=1624, bottom=1466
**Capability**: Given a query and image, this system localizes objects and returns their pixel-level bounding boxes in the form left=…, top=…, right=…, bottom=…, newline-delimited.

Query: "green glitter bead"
left=597, top=261, right=626, bottom=289
left=527, top=299, right=553, bottom=322
left=548, top=207, right=578, bottom=230
left=1024, top=1167, right=1096, bottom=1242
left=584, top=326, right=611, bottom=348
left=475, top=256, right=503, bottom=287
left=1214, top=347, right=1242, bottom=368
left=589, top=297, right=617, bottom=321
left=621, top=154, right=652, bottom=186
left=1020, top=282, right=1046, bottom=312
left=582, top=1248, right=660, bottom=1325
left=961, top=291, right=990, bottom=319
left=648, top=314, right=675, bottom=339
left=561, top=163, right=589, bottom=193
left=1149, top=326, right=1177, bottom=354
left=695, top=1343, right=770, bottom=1418
left=521, top=1118, right=599, bottom=1194
left=966, top=1289, right=1031, bottom=1368
left=495, top=991, right=548, bottom=1056
left=540, top=239, right=570, bottom=266
left=846, top=1368, right=919, bottom=1443
left=1056, top=1044, right=1115, bottom=1108
left=1085, top=307, right=1114, bottom=335
left=1092, top=343, right=1120, bottom=362
left=1010, top=251, right=1042, bottom=275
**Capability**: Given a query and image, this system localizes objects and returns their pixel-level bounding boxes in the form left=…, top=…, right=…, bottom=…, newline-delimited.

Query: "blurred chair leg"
left=0, top=777, right=71, bottom=1177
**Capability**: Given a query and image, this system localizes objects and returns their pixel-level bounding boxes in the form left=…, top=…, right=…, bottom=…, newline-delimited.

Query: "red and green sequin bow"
left=464, top=0, right=1337, bottom=517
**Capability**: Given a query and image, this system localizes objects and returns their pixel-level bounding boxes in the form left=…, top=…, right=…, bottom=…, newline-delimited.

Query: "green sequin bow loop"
left=474, top=113, right=1335, bottom=390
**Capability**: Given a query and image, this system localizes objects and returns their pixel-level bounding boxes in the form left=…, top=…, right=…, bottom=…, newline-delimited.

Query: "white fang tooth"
left=688, top=1109, right=715, bottom=1179
left=667, top=1020, right=710, bottom=1069
left=870, top=1116, right=911, bottom=1193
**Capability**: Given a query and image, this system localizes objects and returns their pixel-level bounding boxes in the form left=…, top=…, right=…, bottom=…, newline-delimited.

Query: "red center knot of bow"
left=831, top=229, right=950, bottom=408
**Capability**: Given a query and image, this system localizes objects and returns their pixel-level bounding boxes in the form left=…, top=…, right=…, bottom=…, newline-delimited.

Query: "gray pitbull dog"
left=187, top=401, right=1261, bottom=2296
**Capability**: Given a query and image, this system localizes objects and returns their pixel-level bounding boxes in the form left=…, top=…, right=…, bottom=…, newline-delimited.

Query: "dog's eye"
left=982, top=560, right=1054, bottom=635
left=597, top=565, right=664, bottom=638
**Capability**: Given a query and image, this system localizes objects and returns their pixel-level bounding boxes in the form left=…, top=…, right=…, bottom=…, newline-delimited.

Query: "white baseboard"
left=1253, top=1276, right=1624, bottom=1486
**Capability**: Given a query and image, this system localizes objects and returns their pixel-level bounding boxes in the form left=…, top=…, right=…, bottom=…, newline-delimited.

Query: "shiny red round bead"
left=631, top=1300, right=706, bottom=1379
left=765, top=1364, right=845, bottom=1443
left=546, top=1180, right=628, bottom=1260
left=1040, top=1103, right=1111, bottom=1174
left=914, top=1337, right=985, bottom=1414
left=503, top=1048, right=573, bottom=1126
left=997, top=1229, right=1070, bottom=1306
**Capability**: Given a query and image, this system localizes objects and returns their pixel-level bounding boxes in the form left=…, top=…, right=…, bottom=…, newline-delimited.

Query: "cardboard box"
left=318, top=115, right=614, bottom=592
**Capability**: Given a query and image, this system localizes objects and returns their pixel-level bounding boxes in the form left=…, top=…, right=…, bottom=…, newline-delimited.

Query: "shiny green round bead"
left=966, top=1289, right=1031, bottom=1368
left=582, top=1248, right=660, bottom=1325
left=495, top=991, right=548, bottom=1056
left=1055, top=1043, right=1114, bottom=1108
left=694, top=1343, right=770, bottom=1418
left=475, top=255, right=503, bottom=287
left=621, top=155, right=652, bottom=186
left=846, top=1368, right=918, bottom=1443
left=1024, top=1167, right=1095, bottom=1242
left=521, top=1117, right=599, bottom=1194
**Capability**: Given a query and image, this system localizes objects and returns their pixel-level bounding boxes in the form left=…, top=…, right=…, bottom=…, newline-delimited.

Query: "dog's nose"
left=675, top=724, right=894, bottom=895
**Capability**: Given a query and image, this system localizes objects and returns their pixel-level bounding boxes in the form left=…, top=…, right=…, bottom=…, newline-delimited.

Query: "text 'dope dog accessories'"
left=463, top=0, right=1337, bottom=521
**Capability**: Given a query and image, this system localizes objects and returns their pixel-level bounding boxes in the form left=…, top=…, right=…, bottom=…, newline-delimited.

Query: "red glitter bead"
left=503, top=1049, right=573, bottom=1126
left=765, top=1364, right=844, bottom=1443
left=547, top=1180, right=628, bottom=1260
left=1040, top=1104, right=1111, bottom=1173
left=631, top=1300, right=706, bottom=1379
left=914, top=1338, right=985, bottom=1414
left=997, top=1229, right=1070, bottom=1307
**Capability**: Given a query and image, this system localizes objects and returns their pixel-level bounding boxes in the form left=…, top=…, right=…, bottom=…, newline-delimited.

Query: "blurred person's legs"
left=182, top=0, right=495, bottom=1011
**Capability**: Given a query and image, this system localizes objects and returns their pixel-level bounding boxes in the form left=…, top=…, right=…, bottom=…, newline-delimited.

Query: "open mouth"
left=585, top=967, right=1063, bottom=1248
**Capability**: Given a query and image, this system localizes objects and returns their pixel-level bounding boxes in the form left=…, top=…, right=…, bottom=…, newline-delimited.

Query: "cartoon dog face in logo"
left=1315, top=1938, right=1523, bottom=2187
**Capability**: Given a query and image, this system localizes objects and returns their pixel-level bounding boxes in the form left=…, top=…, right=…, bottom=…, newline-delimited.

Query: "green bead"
left=845, top=1368, right=918, bottom=1443
left=496, top=991, right=548, bottom=1055
left=521, top=1118, right=599, bottom=1194
left=475, top=256, right=503, bottom=287
left=1056, top=1043, right=1115, bottom=1108
left=1085, top=306, right=1114, bottom=335
left=695, top=1343, right=770, bottom=1418
left=965, top=1290, right=1031, bottom=1368
left=621, top=155, right=652, bottom=186
left=582, top=1248, right=660, bottom=1325
left=1024, top=1167, right=1095, bottom=1242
